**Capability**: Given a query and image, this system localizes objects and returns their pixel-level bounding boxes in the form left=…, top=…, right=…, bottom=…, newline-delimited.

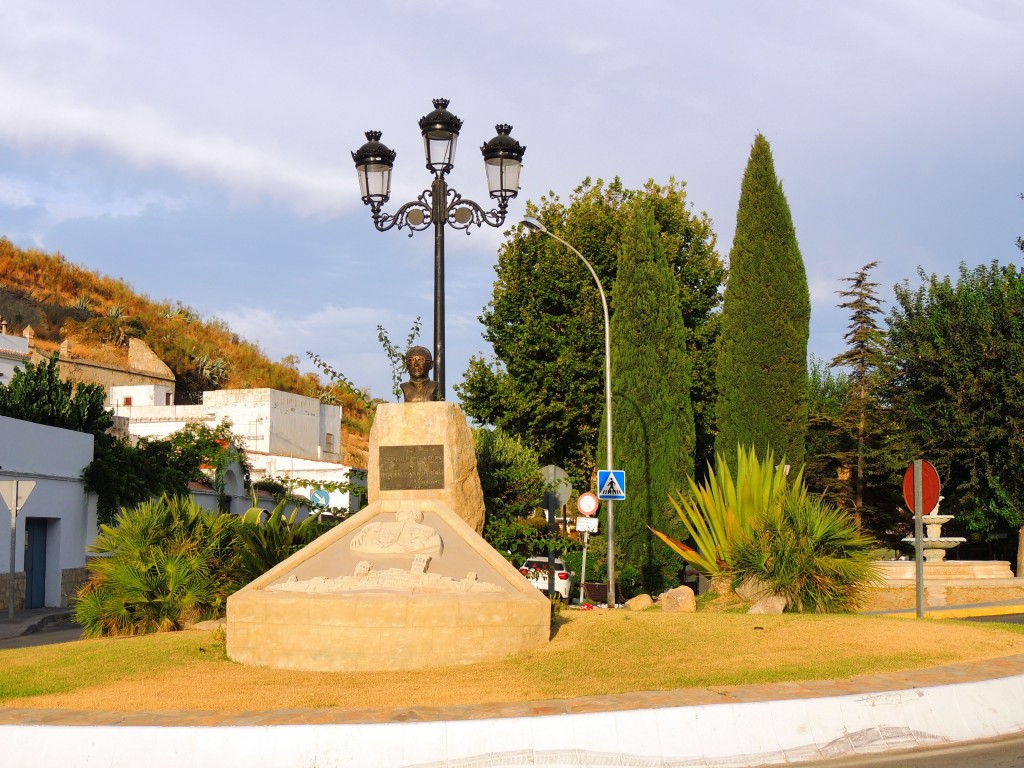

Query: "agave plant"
left=650, top=445, right=802, bottom=576
left=235, top=497, right=335, bottom=584
left=730, top=493, right=880, bottom=613
left=75, top=495, right=240, bottom=637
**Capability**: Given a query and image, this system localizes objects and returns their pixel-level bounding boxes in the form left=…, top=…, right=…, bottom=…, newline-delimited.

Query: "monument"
left=226, top=354, right=550, bottom=671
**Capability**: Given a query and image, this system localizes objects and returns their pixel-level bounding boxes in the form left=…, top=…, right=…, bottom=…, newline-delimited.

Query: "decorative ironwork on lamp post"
left=352, top=99, right=526, bottom=399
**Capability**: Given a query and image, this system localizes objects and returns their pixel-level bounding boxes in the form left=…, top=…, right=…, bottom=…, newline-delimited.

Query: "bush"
left=730, top=493, right=879, bottom=613
left=235, top=500, right=336, bottom=584
left=651, top=445, right=801, bottom=576
left=75, top=496, right=240, bottom=637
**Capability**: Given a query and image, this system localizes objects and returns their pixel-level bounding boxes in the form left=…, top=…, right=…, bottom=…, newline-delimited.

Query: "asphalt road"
left=792, top=732, right=1024, bottom=767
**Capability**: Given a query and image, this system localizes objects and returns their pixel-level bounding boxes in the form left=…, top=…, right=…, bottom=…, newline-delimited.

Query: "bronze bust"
left=400, top=345, right=438, bottom=403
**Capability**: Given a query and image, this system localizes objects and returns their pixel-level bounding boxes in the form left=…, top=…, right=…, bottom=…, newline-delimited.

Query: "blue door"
left=24, top=518, right=47, bottom=609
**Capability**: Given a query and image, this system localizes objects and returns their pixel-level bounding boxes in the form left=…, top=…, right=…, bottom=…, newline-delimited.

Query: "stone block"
left=368, top=402, right=485, bottom=533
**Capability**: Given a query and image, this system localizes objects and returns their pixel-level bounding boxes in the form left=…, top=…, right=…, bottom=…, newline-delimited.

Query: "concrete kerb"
left=3, top=672, right=1024, bottom=767
left=0, top=607, right=72, bottom=641
left=4, top=603, right=1024, bottom=766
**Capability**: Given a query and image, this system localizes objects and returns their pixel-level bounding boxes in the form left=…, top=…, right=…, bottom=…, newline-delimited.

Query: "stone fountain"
left=868, top=497, right=1020, bottom=611
left=900, top=498, right=966, bottom=563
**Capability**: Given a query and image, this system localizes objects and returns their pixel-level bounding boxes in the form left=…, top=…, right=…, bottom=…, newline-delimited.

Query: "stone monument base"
left=226, top=499, right=550, bottom=672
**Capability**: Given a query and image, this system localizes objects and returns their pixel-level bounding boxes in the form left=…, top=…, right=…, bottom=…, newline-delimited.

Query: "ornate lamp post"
left=520, top=217, right=617, bottom=608
left=352, top=99, right=525, bottom=399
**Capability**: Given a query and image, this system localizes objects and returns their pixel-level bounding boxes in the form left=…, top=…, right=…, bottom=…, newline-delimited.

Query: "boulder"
left=747, top=595, right=787, bottom=614
left=658, top=585, right=696, bottom=613
left=625, top=594, right=654, bottom=611
left=709, top=575, right=734, bottom=595
left=735, top=576, right=772, bottom=602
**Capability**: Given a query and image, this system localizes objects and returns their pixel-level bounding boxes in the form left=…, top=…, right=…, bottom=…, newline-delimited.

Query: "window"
left=325, top=433, right=334, bottom=452
left=165, top=392, right=172, bottom=405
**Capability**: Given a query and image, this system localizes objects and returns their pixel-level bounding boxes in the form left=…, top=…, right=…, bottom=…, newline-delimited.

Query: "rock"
left=710, top=575, right=734, bottom=595
left=368, top=402, right=486, bottom=534
left=735, top=576, right=772, bottom=602
left=747, top=595, right=787, bottom=614
left=189, top=618, right=226, bottom=631
left=658, top=585, right=696, bottom=613
left=625, top=594, right=654, bottom=611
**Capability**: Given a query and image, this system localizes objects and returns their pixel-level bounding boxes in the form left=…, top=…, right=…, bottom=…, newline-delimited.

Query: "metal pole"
left=8, top=480, right=17, bottom=620
left=914, top=459, right=925, bottom=618
left=524, top=221, right=616, bottom=608
left=432, top=174, right=447, bottom=399
left=580, top=531, right=589, bottom=606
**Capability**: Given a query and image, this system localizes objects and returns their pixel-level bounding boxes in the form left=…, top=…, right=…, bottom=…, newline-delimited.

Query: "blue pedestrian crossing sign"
left=597, top=470, right=626, bottom=500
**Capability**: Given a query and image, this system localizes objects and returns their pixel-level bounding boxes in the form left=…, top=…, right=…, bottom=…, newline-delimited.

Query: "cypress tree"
left=599, top=205, right=695, bottom=595
left=715, top=134, right=810, bottom=471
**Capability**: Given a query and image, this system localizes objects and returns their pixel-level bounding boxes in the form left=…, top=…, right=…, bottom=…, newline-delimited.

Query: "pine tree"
left=715, top=134, right=810, bottom=470
left=599, top=205, right=695, bottom=595
left=830, top=261, right=885, bottom=526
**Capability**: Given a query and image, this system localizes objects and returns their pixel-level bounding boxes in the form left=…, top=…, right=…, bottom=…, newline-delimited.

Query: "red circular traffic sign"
left=577, top=492, right=599, bottom=517
left=903, top=461, right=941, bottom=515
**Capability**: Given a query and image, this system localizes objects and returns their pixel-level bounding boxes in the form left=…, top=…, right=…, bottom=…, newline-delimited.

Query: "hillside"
left=0, top=237, right=371, bottom=466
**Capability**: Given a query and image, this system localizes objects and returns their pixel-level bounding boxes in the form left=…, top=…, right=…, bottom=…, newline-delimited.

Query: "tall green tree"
left=0, top=352, right=111, bottom=435
left=880, top=262, right=1024, bottom=553
left=716, top=134, right=810, bottom=470
left=599, top=205, right=695, bottom=595
left=458, top=178, right=722, bottom=486
left=473, top=426, right=567, bottom=562
left=830, top=261, right=886, bottom=526
left=803, top=355, right=854, bottom=501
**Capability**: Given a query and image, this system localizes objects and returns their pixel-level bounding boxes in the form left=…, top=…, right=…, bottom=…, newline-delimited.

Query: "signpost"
left=903, top=461, right=941, bottom=619
left=541, top=465, right=573, bottom=597
left=576, top=493, right=600, bottom=605
left=0, top=480, right=36, bottom=620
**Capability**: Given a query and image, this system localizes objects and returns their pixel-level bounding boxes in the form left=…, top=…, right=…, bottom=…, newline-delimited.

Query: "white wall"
left=0, top=332, right=29, bottom=384
left=0, top=415, right=96, bottom=607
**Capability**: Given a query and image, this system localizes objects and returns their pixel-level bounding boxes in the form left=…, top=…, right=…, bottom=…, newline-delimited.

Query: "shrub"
left=730, top=493, right=879, bottom=613
left=75, top=496, right=240, bottom=637
left=235, top=500, right=336, bottom=584
left=651, top=445, right=801, bottom=576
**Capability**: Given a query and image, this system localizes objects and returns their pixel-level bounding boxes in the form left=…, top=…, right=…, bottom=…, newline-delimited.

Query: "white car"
left=519, top=557, right=576, bottom=601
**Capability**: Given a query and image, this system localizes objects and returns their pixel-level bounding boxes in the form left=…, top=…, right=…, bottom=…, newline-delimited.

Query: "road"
left=791, top=732, right=1024, bottom=767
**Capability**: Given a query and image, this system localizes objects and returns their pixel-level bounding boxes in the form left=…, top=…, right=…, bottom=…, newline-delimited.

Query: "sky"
left=1, top=1, right=1021, bottom=404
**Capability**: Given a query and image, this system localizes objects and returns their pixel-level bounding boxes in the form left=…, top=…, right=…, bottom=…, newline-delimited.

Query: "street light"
left=520, top=217, right=617, bottom=608
left=352, top=99, right=526, bottom=399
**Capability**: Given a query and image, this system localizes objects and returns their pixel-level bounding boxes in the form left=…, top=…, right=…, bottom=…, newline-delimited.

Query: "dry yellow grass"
left=4, top=611, right=1024, bottom=712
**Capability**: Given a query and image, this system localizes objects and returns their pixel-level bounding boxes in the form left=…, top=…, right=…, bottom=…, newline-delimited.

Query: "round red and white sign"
left=577, top=492, right=599, bottom=517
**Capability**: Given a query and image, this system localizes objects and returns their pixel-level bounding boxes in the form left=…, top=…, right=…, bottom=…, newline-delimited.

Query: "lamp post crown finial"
left=365, top=130, right=383, bottom=142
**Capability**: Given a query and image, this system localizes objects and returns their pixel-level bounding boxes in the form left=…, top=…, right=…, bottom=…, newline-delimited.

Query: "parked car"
left=519, top=557, right=576, bottom=601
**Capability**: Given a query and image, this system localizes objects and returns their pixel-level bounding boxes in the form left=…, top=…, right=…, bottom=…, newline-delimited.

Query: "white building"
left=0, top=415, right=97, bottom=609
left=0, top=320, right=30, bottom=385
left=110, top=386, right=362, bottom=513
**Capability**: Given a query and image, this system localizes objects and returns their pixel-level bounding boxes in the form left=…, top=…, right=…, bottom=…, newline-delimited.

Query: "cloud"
left=0, top=76, right=356, bottom=216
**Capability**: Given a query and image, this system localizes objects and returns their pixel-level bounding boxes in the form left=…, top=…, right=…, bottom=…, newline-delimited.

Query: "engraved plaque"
left=379, top=445, right=445, bottom=491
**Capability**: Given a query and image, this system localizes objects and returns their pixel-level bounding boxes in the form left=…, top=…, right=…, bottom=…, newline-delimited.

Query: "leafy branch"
left=376, top=316, right=423, bottom=401
left=306, top=351, right=374, bottom=410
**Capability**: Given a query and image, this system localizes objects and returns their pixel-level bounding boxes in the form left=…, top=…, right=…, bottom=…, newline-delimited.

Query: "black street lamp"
left=352, top=99, right=525, bottom=399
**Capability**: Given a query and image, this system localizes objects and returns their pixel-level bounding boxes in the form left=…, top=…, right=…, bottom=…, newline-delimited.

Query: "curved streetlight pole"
left=521, top=217, right=616, bottom=608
